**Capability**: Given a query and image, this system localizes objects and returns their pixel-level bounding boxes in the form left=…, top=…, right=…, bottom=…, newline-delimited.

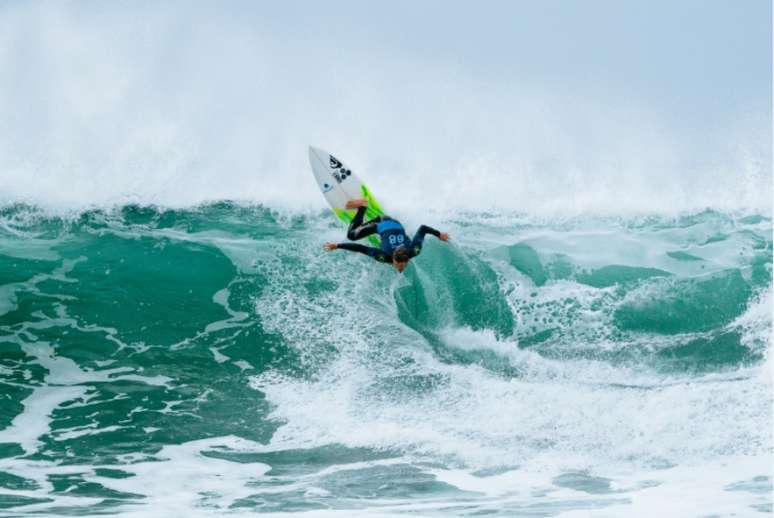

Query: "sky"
left=0, top=1, right=771, bottom=212
left=248, top=0, right=772, bottom=130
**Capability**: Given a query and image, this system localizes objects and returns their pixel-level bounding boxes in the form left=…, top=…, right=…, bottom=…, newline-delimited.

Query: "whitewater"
left=0, top=201, right=770, bottom=517
left=0, top=3, right=772, bottom=517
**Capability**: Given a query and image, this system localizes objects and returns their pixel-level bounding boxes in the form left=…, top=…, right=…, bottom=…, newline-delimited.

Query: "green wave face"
left=0, top=204, right=770, bottom=515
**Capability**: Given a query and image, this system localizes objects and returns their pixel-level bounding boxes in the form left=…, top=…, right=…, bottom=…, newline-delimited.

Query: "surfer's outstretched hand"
left=439, top=232, right=450, bottom=242
left=323, top=242, right=338, bottom=251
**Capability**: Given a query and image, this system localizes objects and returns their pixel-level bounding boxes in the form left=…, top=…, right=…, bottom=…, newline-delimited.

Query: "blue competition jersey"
left=376, top=219, right=409, bottom=255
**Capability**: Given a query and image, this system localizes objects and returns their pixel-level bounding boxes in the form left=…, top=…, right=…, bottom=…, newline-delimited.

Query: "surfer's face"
left=393, top=259, right=408, bottom=273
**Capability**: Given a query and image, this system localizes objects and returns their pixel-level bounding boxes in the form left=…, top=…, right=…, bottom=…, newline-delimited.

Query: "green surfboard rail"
left=332, top=184, right=385, bottom=247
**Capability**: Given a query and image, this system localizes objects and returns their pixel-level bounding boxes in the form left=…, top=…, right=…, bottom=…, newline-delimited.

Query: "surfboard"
left=308, top=146, right=385, bottom=247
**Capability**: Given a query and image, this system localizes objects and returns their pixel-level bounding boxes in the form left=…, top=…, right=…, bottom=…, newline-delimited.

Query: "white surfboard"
left=308, top=146, right=385, bottom=246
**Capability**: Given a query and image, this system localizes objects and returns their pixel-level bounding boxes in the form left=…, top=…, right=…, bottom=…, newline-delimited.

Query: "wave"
left=0, top=202, right=770, bottom=515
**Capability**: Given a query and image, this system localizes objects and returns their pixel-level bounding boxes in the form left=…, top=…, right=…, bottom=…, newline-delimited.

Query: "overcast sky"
left=1, top=1, right=770, bottom=210
left=248, top=0, right=772, bottom=131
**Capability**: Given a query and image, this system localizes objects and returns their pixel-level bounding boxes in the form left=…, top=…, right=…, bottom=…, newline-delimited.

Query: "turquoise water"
left=0, top=203, right=771, bottom=517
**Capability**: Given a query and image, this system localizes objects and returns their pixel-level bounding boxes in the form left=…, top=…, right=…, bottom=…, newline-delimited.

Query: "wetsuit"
left=336, top=206, right=441, bottom=263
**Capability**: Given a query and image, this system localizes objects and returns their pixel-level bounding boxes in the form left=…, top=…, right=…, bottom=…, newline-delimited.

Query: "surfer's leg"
left=347, top=207, right=381, bottom=240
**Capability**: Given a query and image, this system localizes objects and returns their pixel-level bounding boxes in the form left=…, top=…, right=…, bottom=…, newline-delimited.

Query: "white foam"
left=89, top=436, right=272, bottom=515
left=729, top=286, right=773, bottom=354
left=54, top=424, right=124, bottom=441
left=0, top=334, right=174, bottom=460
left=0, top=283, right=18, bottom=316
left=21, top=342, right=172, bottom=387
left=0, top=3, right=768, bottom=215
left=0, top=385, right=86, bottom=454
left=209, top=346, right=229, bottom=363
left=0, top=436, right=272, bottom=517
left=246, top=214, right=772, bottom=482
left=556, top=456, right=772, bottom=518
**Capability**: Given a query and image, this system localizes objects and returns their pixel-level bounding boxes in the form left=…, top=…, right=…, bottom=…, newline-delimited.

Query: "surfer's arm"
left=332, top=243, right=391, bottom=263
left=415, top=225, right=441, bottom=240
left=418, top=225, right=449, bottom=242
left=408, top=225, right=449, bottom=258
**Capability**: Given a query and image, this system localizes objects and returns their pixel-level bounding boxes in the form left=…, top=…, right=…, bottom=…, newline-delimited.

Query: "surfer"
left=323, top=199, right=449, bottom=272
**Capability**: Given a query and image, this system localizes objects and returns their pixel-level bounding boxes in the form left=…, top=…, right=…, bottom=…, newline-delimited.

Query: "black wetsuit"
left=336, top=206, right=441, bottom=263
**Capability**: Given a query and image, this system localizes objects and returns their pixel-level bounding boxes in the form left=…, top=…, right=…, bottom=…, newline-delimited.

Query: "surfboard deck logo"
left=309, top=146, right=385, bottom=247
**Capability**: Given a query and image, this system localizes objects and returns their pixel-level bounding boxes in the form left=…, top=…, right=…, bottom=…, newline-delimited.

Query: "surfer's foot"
left=345, top=199, right=368, bottom=209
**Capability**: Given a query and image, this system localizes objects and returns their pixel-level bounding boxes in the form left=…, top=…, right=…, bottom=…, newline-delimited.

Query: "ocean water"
left=0, top=2, right=771, bottom=516
left=0, top=202, right=770, bottom=517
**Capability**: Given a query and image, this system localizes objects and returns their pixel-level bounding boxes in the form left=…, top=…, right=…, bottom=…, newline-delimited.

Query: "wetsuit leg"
left=347, top=206, right=382, bottom=240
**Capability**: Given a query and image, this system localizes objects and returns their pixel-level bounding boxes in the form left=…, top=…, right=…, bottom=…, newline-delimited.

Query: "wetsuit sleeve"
left=408, top=225, right=442, bottom=258
left=336, top=243, right=391, bottom=263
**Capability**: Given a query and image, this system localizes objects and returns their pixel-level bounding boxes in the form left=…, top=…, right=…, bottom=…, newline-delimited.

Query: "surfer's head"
left=392, top=246, right=410, bottom=273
